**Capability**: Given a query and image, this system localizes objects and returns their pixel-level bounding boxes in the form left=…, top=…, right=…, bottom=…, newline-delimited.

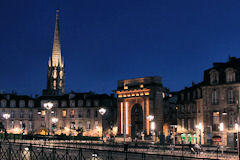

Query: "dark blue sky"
left=1, top=0, right=240, bottom=95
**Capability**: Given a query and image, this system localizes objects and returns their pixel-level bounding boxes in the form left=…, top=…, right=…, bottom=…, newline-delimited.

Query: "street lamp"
left=235, top=123, right=240, bottom=160
left=99, top=108, right=106, bottom=141
left=51, top=117, right=58, bottom=135
left=147, top=115, right=155, bottom=141
left=52, top=117, right=58, bottom=124
left=195, top=123, right=202, bottom=144
left=3, top=113, right=10, bottom=140
left=3, top=113, right=10, bottom=130
left=43, top=102, right=53, bottom=137
left=170, top=125, right=177, bottom=145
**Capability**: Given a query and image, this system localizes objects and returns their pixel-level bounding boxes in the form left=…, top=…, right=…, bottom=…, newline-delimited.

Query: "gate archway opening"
left=131, top=104, right=143, bottom=139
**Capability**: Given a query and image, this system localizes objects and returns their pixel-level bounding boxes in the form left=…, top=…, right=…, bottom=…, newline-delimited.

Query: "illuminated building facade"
left=176, top=83, right=203, bottom=144
left=115, top=76, right=168, bottom=139
left=177, top=57, right=240, bottom=147
left=0, top=92, right=116, bottom=136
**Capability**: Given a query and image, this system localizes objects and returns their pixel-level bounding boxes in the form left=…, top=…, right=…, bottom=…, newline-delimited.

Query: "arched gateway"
left=115, top=76, right=164, bottom=138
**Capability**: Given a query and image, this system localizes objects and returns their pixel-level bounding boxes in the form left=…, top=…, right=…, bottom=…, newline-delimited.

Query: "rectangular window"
left=41, top=110, right=45, bottom=117
left=70, top=110, right=75, bottom=118
left=181, top=119, right=184, bottom=131
left=95, top=110, right=98, bottom=118
left=87, top=109, right=91, bottom=118
left=29, top=111, right=33, bottom=119
left=10, top=121, right=14, bottom=129
left=29, top=121, right=32, bottom=131
left=78, top=110, right=83, bottom=118
left=11, top=111, right=15, bottom=119
left=227, top=89, right=235, bottom=104
left=86, top=121, right=90, bottom=130
left=20, top=121, right=23, bottom=129
left=213, top=112, right=220, bottom=131
left=211, top=90, right=218, bottom=105
left=70, top=122, right=75, bottom=129
left=20, top=111, right=24, bottom=118
left=62, top=110, right=67, bottom=118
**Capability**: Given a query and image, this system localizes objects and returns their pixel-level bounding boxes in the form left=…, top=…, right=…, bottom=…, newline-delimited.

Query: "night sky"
left=1, top=0, right=240, bottom=96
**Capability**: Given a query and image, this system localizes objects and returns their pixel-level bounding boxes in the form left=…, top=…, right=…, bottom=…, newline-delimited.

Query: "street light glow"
left=195, top=123, right=202, bottom=130
left=44, top=102, right=53, bottom=110
left=3, top=113, right=10, bottom=120
left=99, top=108, right=106, bottom=116
left=151, top=121, right=155, bottom=131
left=235, top=123, right=239, bottom=131
left=52, top=117, right=58, bottom=123
left=220, top=122, right=224, bottom=131
left=147, top=115, right=154, bottom=121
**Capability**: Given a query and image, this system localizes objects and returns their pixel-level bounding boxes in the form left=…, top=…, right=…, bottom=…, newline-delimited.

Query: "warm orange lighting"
left=124, top=85, right=128, bottom=90
left=118, top=95, right=123, bottom=98
left=41, top=110, right=46, bottom=116
left=121, top=102, right=123, bottom=134
left=125, top=102, right=128, bottom=134
left=140, top=93, right=144, bottom=96
left=145, top=92, right=150, bottom=95
left=136, top=93, right=139, bottom=96
left=140, top=84, right=144, bottom=88
left=123, top=94, right=127, bottom=97
left=127, top=94, right=131, bottom=97
left=131, top=94, right=135, bottom=96
left=62, top=110, right=66, bottom=117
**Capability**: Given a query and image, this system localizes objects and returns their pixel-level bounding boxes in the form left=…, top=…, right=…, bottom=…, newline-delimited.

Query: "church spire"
left=52, top=9, right=62, bottom=67
left=43, top=9, right=65, bottom=96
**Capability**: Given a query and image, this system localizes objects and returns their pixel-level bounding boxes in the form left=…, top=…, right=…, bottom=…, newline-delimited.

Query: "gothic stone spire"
left=52, top=9, right=62, bottom=67
left=43, top=10, right=65, bottom=96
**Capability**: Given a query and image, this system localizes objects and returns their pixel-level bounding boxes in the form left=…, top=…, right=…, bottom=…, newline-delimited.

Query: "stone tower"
left=43, top=10, right=65, bottom=95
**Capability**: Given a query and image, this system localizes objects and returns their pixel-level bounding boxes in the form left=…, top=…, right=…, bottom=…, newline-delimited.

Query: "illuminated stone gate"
left=115, top=76, right=164, bottom=138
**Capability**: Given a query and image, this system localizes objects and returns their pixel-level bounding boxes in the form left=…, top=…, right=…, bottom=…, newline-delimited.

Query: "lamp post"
left=147, top=115, right=154, bottom=142
left=3, top=113, right=10, bottom=139
left=99, top=107, right=106, bottom=141
left=170, top=125, right=177, bottom=145
left=43, top=102, right=53, bottom=139
left=195, top=123, right=202, bottom=145
left=237, top=100, right=240, bottom=160
left=51, top=117, right=58, bottom=135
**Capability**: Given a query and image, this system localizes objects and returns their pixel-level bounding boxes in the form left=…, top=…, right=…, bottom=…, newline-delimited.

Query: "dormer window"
left=70, top=100, right=75, bottom=107
left=10, top=100, right=16, bottom=108
left=19, top=100, right=25, bottom=108
left=210, top=70, right=219, bottom=84
left=61, top=101, right=67, bottom=107
left=94, top=100, right=99, bottom=107
left=78, top=100, right=83, bottom=107
left=225, top=68, right=236, bottom=83
left=1, top=100, right=6, bottom=108
left=86, top=100, right=91, bottom=107
left=28, top=100, right=34, bottom=108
